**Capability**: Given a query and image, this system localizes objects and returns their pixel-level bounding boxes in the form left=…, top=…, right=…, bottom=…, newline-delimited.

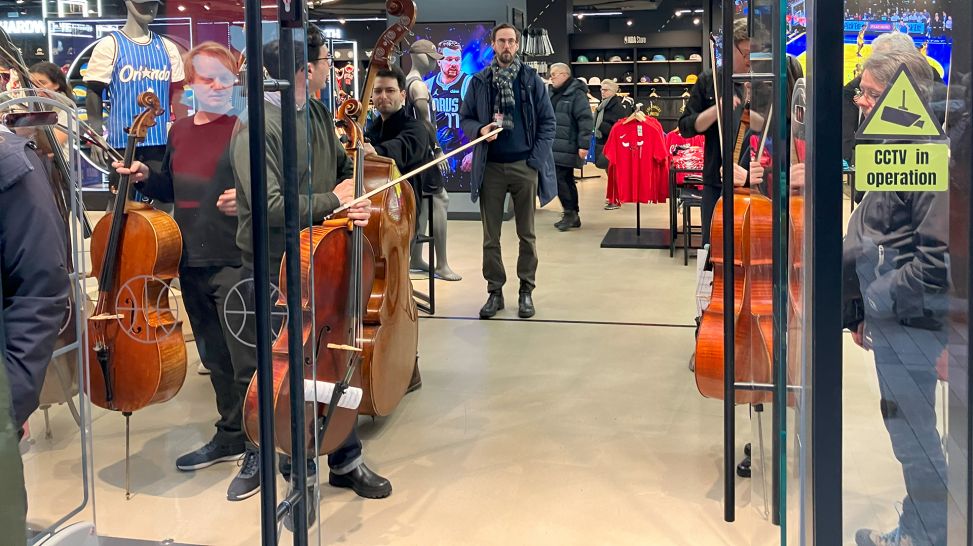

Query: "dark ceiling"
left=0, top=0, right=680, bottom=18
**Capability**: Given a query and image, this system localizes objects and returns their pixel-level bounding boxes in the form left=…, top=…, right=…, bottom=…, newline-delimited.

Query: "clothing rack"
left=600, top=111, right=672, bottom=249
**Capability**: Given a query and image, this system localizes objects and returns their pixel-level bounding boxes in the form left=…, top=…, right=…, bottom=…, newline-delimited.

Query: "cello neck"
left=97, top=134, right=141, bottom=292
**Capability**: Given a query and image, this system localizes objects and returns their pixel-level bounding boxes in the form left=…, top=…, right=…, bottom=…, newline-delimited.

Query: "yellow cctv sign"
left=855, top=143, right=949, bottom=192
left=857, top=65, right=946, bottom=141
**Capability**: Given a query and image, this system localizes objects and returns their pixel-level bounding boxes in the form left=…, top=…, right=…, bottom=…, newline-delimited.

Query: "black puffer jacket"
left=549, top=77, right=594, bottom=168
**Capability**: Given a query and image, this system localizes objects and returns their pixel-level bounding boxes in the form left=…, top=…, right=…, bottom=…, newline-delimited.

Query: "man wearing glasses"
left=677, top=18, right=751, bottom=248
left=229, top=27, right=390, bottom=522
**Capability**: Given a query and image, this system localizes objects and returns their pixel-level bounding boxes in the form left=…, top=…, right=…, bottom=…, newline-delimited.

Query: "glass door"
left=789, top=0, right=972, bottom=543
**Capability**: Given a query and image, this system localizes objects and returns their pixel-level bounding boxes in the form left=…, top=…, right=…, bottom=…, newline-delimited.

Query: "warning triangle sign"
left=857, top=65, right=946, bottom=141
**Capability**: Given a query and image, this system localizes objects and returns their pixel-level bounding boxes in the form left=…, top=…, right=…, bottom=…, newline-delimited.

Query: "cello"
left=87, top=91, right=187, bottom=497
left=693, top=38, right=774, bottom=403
left=349, top=0, right=421, bottom=417
left=242, top=99, right=374, bottom=457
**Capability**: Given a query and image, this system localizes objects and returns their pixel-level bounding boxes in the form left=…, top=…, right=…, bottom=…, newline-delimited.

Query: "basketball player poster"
left=403, top=22, right=494, bottom=192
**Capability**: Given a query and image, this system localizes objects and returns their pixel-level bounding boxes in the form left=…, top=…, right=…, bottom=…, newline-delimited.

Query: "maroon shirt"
left=139, top=114, right=241, bottom=268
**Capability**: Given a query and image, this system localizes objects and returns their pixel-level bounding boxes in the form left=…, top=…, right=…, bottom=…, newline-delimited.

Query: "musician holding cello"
left=229, top=28, right=391, bottom=504
left=677, top=18, right=752, bottom=248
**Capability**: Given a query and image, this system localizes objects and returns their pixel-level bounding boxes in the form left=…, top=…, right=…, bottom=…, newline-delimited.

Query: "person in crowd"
left=842, top=31, right=930, bottom=164
left=28, top=62, right=75, bottom=156
left=592, top=79, right=633, bottom=182
left=0, top=123, right=70, bottom=433
left=113, top=41, right=254, bottom=496
left=362, top=65, right=439, bottom=392
left=841, top=49, right=949, bottom=546
left=230, top=27, right=388, bottom=516
left=677, top=18, right=750, bottom=248
left=459, top=23, right=556, bottom=320
left=546, top=63, right=593, bottom=231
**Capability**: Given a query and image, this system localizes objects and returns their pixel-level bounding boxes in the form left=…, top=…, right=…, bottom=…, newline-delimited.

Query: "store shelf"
left=637, top=82, right=693, bottom=86
left=637, top=60, right=702, bottom=64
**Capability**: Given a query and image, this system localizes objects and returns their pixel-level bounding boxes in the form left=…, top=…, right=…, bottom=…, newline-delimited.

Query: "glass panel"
left=839, top=0, right=967, bottom=543
left=793, top=0, right=972, bottom=543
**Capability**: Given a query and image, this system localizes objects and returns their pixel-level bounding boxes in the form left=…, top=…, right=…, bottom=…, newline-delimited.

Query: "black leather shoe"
left=329, top=463, right=392, bottom=499
left=479, top=292, right=504, bottom=319
left=518, top=292, right=535, bottom=318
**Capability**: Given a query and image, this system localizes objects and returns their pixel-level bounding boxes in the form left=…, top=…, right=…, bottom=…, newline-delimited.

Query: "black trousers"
left=232, top=266, right=363, bottom=473
left=179, top=265, right=251, bottom=449
left=555, top=165, right=579, bottom=212
left=701, top=184, right=722, bottom=249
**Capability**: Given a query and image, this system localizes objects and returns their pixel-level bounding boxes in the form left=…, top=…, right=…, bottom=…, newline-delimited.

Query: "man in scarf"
left=459, top=23, right=557, bottom=320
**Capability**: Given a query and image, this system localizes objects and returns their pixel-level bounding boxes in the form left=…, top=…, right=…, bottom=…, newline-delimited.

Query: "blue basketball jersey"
left=106, top=31, right=172, bottom=148
left=424, top=72, right=471, bottom=152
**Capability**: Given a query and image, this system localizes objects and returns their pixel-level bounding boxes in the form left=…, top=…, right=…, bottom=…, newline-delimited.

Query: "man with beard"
left=459, top=23, right=556, bottom=320
left=425, top=39, right=473, bottom=174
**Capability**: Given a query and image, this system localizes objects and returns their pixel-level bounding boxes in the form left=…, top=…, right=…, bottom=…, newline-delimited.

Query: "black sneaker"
left=226, top=450, right=261, bottom=501
left=175, top=440, right=244, bottom=471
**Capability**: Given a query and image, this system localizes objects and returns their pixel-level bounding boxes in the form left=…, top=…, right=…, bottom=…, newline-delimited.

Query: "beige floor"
left=20, top=171, right=922, bottom=545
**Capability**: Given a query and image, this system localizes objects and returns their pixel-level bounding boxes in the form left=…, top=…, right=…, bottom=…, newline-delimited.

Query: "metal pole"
left=721, top=0, right=737, bottom=524
left=771, top=0, right=789, bottom=528
left=242, top=1, right=278, bottom=543
left=807, top=0, right=844, bottom=541
left=279, top=20, right=310, bottom=543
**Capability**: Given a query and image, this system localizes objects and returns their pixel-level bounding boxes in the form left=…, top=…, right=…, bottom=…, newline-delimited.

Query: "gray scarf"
left=594, top=97, right=611, bottom=139
left=491, top=56, right=522, bottom=131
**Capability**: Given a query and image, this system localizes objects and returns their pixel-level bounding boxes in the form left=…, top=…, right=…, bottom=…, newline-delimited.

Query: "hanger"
left=624, top=103, right=647, bottom=123
left=649, top=88, right=660, bottom=98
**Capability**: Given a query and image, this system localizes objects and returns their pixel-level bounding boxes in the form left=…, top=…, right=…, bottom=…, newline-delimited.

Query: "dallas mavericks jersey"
left=424, top=72, right=471, bottom=153
left=107, top=31, right=172, bottom=148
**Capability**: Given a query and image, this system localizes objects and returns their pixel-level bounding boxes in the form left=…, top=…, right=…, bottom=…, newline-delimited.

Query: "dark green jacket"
left=232, top=97, right=354, bottom=270
left=0, top=273, right=27, bottom=543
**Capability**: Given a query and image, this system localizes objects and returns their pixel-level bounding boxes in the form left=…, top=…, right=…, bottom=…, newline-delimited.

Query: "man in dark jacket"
left=0, top=130, right=70, bottom=431
left=547, top=63, right=593, bottom=231
left=842, top=50, right=949, bottom=546
left=459, top=23, right=557, bottom=320
left=364, top=67, right=442, bottom=208
left=677, top=18, right=750, bottom=247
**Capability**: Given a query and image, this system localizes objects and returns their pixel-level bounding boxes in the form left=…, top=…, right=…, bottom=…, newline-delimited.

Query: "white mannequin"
left=407, top=47, right=461, bottom=281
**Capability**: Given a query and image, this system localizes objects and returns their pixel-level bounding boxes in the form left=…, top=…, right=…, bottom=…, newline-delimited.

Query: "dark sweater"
left=138, top=114, right=241, bottom=268
left=488, top=71, right=532, bottom=163
left=365, top=107, right=442, bottom=194
left=232, top=97, right=354, bottom=270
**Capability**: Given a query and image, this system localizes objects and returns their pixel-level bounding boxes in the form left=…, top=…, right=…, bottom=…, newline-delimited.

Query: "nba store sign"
left=0, top=20, right=45, bottom=36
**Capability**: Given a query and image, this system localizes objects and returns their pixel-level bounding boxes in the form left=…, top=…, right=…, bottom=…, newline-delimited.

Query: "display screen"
left=402, top=22, right=495, bottom=193
left=785, top=0, right=953, bottom=84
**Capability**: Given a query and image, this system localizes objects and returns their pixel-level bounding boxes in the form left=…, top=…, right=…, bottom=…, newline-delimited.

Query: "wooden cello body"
left=87, top=92, right=186, bottom=413
left=349, top=0, right=420, bottom=417
left=242, top=220, right=375, bottom=456
left=358, top=155, right=418, bottom=416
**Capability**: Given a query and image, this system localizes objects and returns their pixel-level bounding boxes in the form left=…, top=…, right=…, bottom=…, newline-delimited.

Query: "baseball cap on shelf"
left=624, top=55, right=632, bottom=61
left=640, top=55, right=648, bottom=61
left=589, top=76, right=602, bottom=86
left=669, top=75, right=683, bottom=83
left=689, top=53, right=702, bottom=61
left=609, top=55, right=623, bottom=63
left=673, top=54, right=686, bottom=61
left=652, top=54, right=666, bottom=62
left=652, top=76, right=666, bottom=83
left=686, top=74, right=698, bottom=84
left=624, top=72, right=633, bottom=82
left=410, top=39, right=444, bottom=60
left=639, top=75, right=649, bottom=83
left=576, top=55, right=589, bottom=63
left=578, top=76, right=588, bottom=84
